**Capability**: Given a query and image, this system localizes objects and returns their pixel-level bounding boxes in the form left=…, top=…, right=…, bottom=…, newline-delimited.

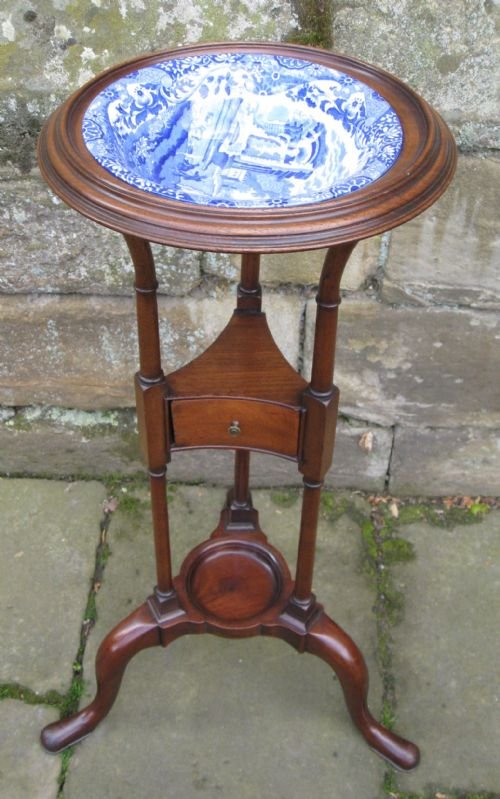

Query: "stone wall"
left=1, top=0, right=499, bottom=494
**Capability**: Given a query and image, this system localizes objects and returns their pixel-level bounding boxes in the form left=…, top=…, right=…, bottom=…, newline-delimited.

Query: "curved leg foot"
left=306, top=612, right=420, bottom=771
left=41, top=602, right=161, bottom=753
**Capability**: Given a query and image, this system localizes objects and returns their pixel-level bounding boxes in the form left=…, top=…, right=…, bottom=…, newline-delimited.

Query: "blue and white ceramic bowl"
left=82, top=52, right=403, bottom=209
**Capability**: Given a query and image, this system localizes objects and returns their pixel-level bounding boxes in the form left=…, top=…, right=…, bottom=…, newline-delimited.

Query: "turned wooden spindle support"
left=232, top=451, right=251, bottom=508
left=292, top=242, right=356, bottom=606
left=309, top=242, right=356, bottom=395
left=237, top=252, right=262, bottom=312
left=125, top=234, right=173, bottom=597
left=223, top=253, right=262, bottom=530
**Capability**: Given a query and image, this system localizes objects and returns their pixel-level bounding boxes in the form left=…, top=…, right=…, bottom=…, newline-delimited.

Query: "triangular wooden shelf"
left=166, top=310, right=307, bottom=406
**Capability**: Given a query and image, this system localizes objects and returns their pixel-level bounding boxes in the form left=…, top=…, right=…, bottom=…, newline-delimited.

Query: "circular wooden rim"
left=37, top=41, right=456, bottom=253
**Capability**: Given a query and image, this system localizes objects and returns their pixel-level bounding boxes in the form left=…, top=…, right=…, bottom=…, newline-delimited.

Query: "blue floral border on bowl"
left=82, top=53, right=403, bottom=208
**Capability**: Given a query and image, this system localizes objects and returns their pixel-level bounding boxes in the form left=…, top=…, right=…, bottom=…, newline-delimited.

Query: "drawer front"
left=170, top=398, right=300, bottom=459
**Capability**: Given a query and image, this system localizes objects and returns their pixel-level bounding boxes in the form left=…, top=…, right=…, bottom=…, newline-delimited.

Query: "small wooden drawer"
left=170, top=397, right=301, bottom=459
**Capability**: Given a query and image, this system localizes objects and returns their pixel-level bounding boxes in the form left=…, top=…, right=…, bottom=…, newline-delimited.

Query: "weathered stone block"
left=0, top=407, right=142, bottom=476
left=0, top=292, right=303, bottom=408
left=0, top=173, right=202, bottom=295
left=201, top=251, right=239, bottom=283
left=331, top=420, right=392, bottom=489
left=0, top=407, right=15, bottom=422
left=0, top=1, right=297, bottom=172
left=168, top=420, right=393, bottom=491
left=221, top=237, right=381, bottom=290
left=0, top=405, right=392, bottom=490
left=0, top=294, right=139, bottom=408
left=332, top=0, right=500, bottom=149
left=390, top=425, right=500, bottom=496
left=304, top=297, right=500, bottom=428
left=382, top=155, right=500, bottom=309
left=0, top=1, right=296, bottom=97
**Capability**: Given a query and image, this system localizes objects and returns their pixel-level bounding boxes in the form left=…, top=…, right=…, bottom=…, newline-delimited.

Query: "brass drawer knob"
left=228, top=420, right=241, bottom=436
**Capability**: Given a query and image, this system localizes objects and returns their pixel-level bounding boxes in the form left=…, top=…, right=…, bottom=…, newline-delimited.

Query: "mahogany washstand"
left=37, top=42, right=456, bottom=770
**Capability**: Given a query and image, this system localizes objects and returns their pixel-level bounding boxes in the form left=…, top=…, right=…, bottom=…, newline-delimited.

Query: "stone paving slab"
left=0, top=700, right=60, bottom=799
left=0, top=479, right=105, bottom=692
left=64, top=486, right=385, bottom=799
left=4, top=481, right=498, bottom=797
left=392, top=513, right=500, bottom=793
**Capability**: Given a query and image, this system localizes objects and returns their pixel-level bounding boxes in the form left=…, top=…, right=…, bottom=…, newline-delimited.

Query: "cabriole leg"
left=284, top=243, right=419, bottom=769
left=41, top=603, right=160, bottom=753
left=306, top=612, right=420, bottom=770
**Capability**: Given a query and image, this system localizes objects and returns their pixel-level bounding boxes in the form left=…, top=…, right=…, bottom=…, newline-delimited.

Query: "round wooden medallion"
left=183, top=539, right=288, bottom=622
left=37, top=41, right=456, bottom=253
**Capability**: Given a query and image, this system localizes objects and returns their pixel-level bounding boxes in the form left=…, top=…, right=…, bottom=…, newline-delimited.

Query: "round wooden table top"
left=37, top=41, right=456, bottom=253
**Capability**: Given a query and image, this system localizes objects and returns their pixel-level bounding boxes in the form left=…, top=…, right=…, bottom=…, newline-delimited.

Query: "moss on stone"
left=103, top=472, right=149, bottom=496
left=0, top=682, right=63, bottom=707
left=380, top=697, right=395, bottom=730
left=383, top=790, right=499, bottom=799
left=58, top=746, right=75, bottom=792
left=442, top=505, right=490, bottom=527
left=83, top=591, right=98, bottom=625
left=0, top=42, right=16, bottom=77
left=379, top=536, right=414, bottom=564
left=382, top=768, right=398, bottom=796
left=118, top=493, right=147, bottom=516
left=286, top=0, right=333, bottom=49
left=60, top=674, right=84, bottom=719
left=397, top=504, right=426, bottom=525
left=0, top=95, right=42, bottom=172
left=113, top=428, right=141, bottom=462
left=5, top=413, right=33, bottom=433
left=270, top=489, right=300, bottom=508
left=360, top=519, right=378, bottom=561
left=321, top=491, right=349, bottom=523
left=398, top=500, right=491, bottom=529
